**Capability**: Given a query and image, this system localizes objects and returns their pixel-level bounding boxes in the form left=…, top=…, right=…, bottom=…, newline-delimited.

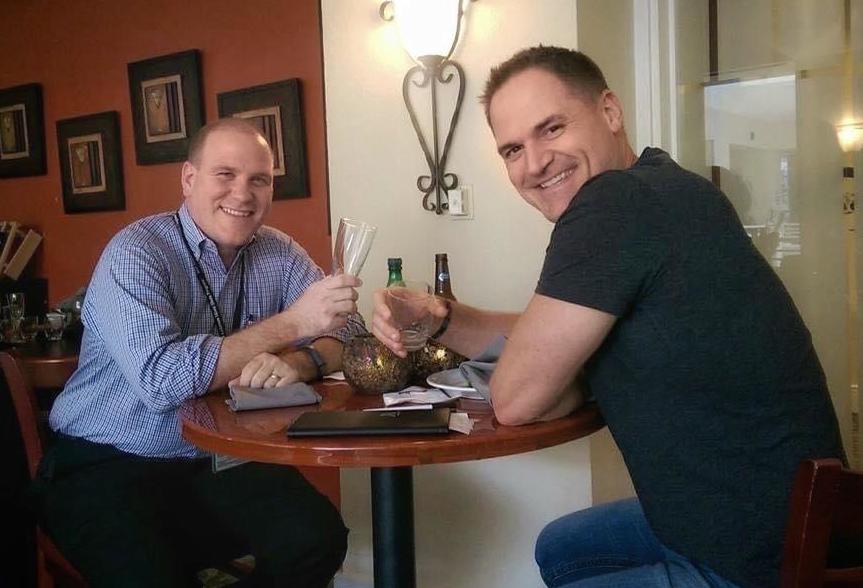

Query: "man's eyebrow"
left=533, top=114, right=566, bottom=133
left=497, top=114, right=567, bottom=156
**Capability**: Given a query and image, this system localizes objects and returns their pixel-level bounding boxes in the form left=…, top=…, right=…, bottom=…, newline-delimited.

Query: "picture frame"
left=128, top=49, right=204, bottom=165
left=218, top=79, right=308, bottom=200
left=56, top=111, right=125, bottom=214
left=0, top=83, right=46, bottom=178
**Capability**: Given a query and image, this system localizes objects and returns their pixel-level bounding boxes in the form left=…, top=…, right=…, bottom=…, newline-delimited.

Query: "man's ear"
left=599, top=90, right=625, bottom=134
left=180, top=161, right=196, bottom=197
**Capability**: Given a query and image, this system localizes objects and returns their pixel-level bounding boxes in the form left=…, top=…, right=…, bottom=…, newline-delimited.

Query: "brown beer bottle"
left=434, top=253, right=456, bottom=301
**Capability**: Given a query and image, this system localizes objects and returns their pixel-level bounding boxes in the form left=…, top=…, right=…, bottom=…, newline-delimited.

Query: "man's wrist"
left=430, top=300, right=452, bottom=340
left=297, top=344, right=326, bottom=381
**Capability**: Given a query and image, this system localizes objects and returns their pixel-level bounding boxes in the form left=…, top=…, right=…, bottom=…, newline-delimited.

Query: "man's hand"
left=371, top=288, right=449, bottom=357
left=232, top=352, right=299, bottom=388
left=284, top=274, right=361, bottom=338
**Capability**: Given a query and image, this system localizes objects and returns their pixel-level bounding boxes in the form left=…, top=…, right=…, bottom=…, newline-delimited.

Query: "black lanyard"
left=174, top=212, right=245, bottom=337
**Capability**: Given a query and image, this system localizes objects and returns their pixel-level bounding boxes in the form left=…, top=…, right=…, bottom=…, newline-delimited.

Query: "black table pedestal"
left=371, top=466, right=415, bottom=588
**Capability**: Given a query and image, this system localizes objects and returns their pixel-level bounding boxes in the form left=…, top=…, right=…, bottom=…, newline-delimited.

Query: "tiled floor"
left=333, top=573, right=371, bottom=588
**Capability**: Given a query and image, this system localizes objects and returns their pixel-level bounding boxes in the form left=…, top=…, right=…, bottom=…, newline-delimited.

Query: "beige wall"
left=321, top=1, right=591, bottom=586
left=576, top=0, right=638, bottom=505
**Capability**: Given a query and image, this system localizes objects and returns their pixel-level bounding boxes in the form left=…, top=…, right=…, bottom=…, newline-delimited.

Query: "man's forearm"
left=434, top=302, right=520, bottom=358
left=210, top=312, right=306, bottom=390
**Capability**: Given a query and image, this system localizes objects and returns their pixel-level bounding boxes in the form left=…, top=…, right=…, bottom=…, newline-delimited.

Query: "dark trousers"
left=31, top=435, right=347, bottom=588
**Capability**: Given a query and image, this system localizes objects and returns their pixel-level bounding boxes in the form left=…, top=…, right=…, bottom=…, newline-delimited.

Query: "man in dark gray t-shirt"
left=371, top=46, right=844, bottom=588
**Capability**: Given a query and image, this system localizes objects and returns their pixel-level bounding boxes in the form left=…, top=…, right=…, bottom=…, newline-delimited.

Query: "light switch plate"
left=447, top=185, right=473, bottom=220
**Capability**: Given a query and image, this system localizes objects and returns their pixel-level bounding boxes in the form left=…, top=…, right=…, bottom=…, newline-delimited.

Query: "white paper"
left=448, top=412, right=475, bottom=435
left=383, top=386, right=459, bottom=407
left=363, top=404, right=434, bottom=412
left=324, top=371, right=346, bottom=381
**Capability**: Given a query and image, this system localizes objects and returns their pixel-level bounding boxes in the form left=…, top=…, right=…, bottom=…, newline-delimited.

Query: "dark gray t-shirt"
left=537, top=148, right=844, bottom=588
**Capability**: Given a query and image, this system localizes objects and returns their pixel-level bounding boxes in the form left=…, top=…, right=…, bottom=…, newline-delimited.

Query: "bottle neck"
left=434, top=261, right=455, bottom=300
left=387, top=270, right=405, bottom=287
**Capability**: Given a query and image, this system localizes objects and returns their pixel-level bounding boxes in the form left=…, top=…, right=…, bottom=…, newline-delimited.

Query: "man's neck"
left=218, top=246, right=240, bottom=269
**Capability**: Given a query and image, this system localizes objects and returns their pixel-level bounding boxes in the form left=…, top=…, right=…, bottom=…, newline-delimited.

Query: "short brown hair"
left=186, top=117, right=272, bottom=166
left=480, top=46, right=609, bottom=119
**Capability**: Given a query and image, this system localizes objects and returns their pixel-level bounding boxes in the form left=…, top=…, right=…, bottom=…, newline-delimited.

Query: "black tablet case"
left=286, top=408, right=451, bottom=437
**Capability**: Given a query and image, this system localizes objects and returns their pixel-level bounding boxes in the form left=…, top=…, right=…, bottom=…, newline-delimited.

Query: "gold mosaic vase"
left=411, top=340, right=466, bottom=382
left=342, top=334, right=413, bottom=395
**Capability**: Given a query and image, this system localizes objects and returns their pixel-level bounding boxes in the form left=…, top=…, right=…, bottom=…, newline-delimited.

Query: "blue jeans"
left=535, top=498, right=740, bottom=588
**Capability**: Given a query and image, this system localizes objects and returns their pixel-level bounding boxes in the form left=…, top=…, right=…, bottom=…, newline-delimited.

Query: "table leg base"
left=371, top=466, right=415, bottom=588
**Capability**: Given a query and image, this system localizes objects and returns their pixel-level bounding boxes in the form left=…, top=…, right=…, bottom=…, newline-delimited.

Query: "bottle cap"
left=387, top=257, right=402, bottom=269
left=435, top=253, right=448, bottom=261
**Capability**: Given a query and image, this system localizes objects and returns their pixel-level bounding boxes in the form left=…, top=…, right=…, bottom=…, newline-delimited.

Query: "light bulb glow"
left=837, top=122, right=863, bottom=153
left=393, top=0, right=461, bottom=62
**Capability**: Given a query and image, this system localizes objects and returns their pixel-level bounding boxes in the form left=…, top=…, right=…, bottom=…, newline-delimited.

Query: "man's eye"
left=504, top=146, right=522, bottom=160
left=217, top=171, right=234, bottom=179
left=251, top=177, right=271, bottom=187
left=545, top=124, right=563, bottom=137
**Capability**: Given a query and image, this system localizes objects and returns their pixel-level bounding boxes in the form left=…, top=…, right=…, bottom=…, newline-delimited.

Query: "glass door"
left=669, top=0, right=862, bottom=465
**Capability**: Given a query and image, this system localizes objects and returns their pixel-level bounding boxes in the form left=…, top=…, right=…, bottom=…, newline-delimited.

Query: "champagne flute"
left=332, top=217, right=377, bottom=277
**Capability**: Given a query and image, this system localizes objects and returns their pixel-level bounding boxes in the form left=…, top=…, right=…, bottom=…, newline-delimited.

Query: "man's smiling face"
left=181, top=127, right=274, bottom=265
left=489, top=67, right=627, bottom=222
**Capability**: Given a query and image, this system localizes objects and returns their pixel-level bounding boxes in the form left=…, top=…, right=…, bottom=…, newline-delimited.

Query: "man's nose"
left=525, top=144, right=552, bottom=177
left=232, top=179, right=256, bottom=200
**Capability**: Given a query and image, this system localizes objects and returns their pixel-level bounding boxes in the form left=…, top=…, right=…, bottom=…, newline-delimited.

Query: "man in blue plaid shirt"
left=35, top=118, right=364, bottom=587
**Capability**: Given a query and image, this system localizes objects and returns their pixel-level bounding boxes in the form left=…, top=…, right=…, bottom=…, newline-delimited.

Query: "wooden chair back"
left=0, top=351, right=76, bottom=479
left=0, top=350, right=86, bottom=587
left=781, top=458, right=863, bottom=587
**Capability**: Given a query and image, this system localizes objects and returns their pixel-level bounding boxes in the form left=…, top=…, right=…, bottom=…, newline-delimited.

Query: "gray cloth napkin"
left=226, top=382, right=322, bottom=412
left=457, top=335, right=588, bottom=410
left=458, top=336, right=507, bottom=403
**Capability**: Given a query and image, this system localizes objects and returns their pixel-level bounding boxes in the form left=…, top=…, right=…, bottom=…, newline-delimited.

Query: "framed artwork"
left=128, top=49, right=204, bottom=165
left=218, top=79, right=308, bottom=200
left=56, top=111, right=125, bottom=214
left=0, top=83, right=46, bottom=178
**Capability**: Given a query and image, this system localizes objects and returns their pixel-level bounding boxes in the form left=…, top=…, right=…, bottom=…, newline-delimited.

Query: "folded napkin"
left=226, top=382, right=322, bottom=412
left=458, top=336, right=507, bottom=403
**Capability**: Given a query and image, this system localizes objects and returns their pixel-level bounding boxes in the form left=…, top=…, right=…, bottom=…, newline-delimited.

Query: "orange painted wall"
left=0, top=0, right=332, bottom=305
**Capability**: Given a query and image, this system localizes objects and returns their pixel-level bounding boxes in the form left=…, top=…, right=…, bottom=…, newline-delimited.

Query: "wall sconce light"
left=837, top=121, right=863, bottom=153
left=381, top=0, right=469, bottom=214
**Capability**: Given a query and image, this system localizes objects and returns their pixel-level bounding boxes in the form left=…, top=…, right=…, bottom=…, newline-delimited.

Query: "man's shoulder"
left=101, top=211, right=178, bottom=264
left=111, top=211, right=176, bottom=247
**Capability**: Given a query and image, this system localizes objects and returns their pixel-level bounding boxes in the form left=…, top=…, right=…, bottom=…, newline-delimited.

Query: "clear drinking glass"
left=7, top=292, right=25, bottom=343
left=385, top=280, right=435, bottom=351
left=332, top=217, right=377, bottom=276
left=45, top=312, right=66, bottom=341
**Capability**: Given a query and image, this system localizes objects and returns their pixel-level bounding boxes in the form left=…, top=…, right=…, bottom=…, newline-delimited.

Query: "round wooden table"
left=4, top=339, right=80, bottom=388
left=181, top=382, right=604, bottom=588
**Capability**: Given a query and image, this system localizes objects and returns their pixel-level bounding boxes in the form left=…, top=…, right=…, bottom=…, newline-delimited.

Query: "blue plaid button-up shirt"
left=50, top=205, right=365, bottom=458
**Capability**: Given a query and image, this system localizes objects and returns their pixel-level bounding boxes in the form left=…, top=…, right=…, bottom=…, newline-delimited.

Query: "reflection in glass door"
left=668, top=0, right=862, bottom=465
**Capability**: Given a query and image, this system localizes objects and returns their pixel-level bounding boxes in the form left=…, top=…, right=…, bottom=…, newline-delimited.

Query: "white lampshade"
left=393, top=0, right=462, bottom=62
left=836, top=122, right=863, bottom=153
